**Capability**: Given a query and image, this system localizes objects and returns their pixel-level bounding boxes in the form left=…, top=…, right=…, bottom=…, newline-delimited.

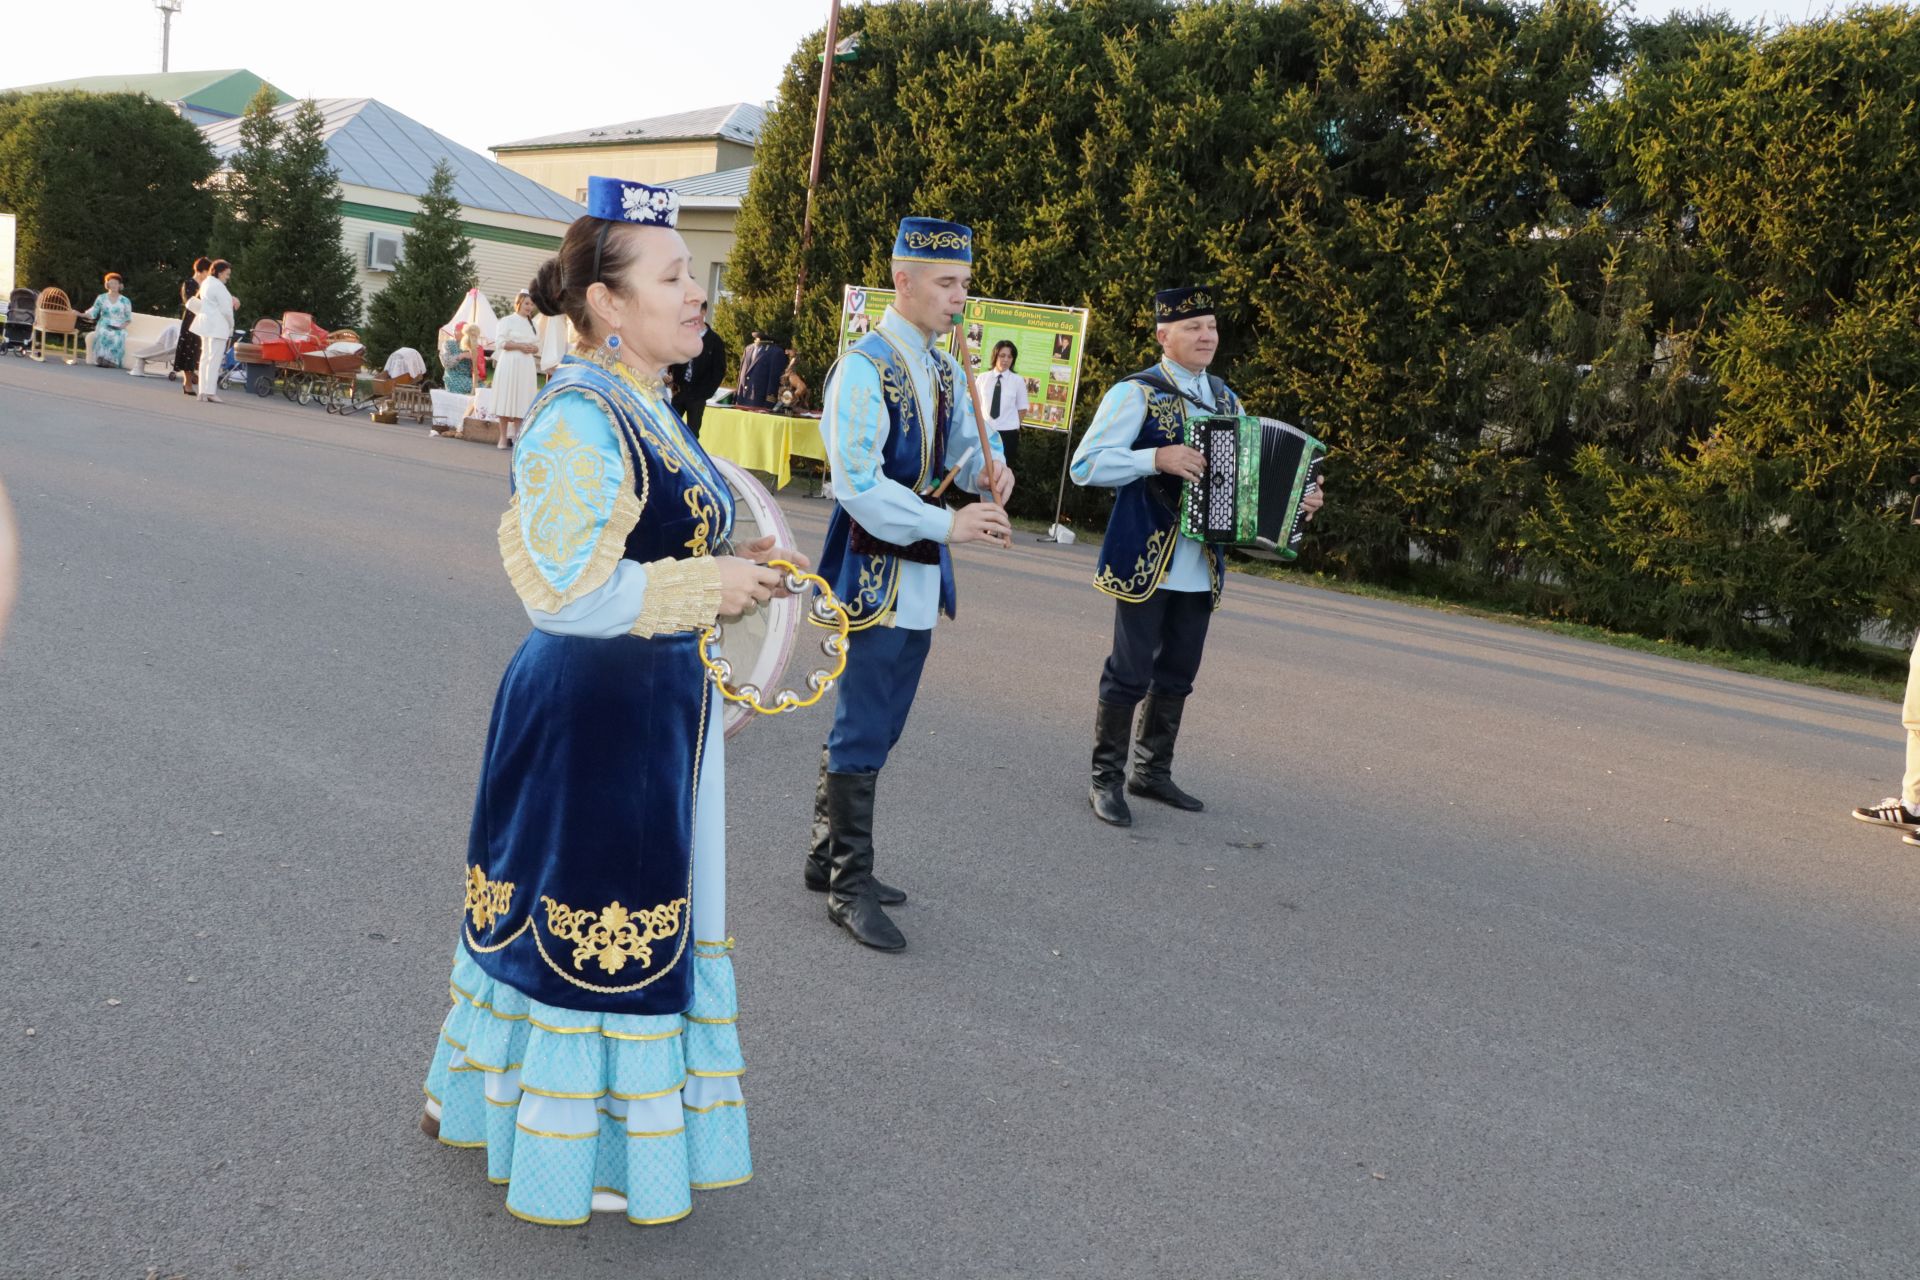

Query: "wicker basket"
left=33, top=287, right=75, bottom=334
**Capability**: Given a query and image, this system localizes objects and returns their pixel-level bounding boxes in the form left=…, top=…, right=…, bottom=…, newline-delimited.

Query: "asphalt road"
left=0, top=357, right=1914, bottom=1280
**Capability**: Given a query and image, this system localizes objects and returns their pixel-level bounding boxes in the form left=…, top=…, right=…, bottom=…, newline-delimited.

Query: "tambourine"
left=701, top=458, right=852, bottom=738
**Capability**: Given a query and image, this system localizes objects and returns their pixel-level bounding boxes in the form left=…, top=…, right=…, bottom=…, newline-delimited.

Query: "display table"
left=429, top=387, right=493, bottom=427
left=698, top=406, right=827, bottom=489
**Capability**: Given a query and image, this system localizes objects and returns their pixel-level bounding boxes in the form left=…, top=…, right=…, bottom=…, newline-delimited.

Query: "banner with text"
left=837, top=286, right=1090, bottom=434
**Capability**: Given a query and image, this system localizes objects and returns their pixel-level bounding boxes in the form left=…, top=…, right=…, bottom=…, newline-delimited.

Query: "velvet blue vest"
left=464, top=355, right=734, bottom=1015
left=1092, top=364, right=1241, bottom=610
left=815, top=332, right=957, bottom=630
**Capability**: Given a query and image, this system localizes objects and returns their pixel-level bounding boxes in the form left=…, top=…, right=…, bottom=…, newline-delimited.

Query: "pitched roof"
left=4, top=69, right=287, bottom=119
left=662, top=166, right=754, bottom=199
left=198, top=98, right=584, bottom=225
left=493, top=103, right=764, bottom=152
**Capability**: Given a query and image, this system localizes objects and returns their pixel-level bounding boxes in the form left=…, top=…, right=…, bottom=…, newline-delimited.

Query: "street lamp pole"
left=791, top=0, right=843, bottom=318
left=156, top=0, right=182, bottom=73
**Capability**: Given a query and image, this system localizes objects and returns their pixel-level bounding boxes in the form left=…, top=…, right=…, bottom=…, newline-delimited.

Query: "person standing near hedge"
left=1069, top=285, right=1325, bottom=827
left=83, top=274, right=132, bottom=368
left=173, top=257, right=210, bottom=396
left=189, top=260, right=237, bottom=404
left=805, top=217, right=1013, bottom=952
left=974, top=340, right=1029, bottom=472
left=1850, top=636, right=1920, bottom=845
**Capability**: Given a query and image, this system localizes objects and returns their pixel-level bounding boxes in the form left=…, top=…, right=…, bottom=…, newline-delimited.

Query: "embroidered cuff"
left=630, top=556, right=723, bottom=637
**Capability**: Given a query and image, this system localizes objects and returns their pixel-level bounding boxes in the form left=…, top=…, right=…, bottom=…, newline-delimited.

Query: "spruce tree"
left=236, top=98, right=362, bottom=330
left=362, top=160, right=477, bottom=366
left=215, top=84, right=283, bottom=271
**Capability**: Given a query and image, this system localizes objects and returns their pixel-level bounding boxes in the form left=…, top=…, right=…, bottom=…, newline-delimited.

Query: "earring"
left=605, top=333, right=621, bottom=352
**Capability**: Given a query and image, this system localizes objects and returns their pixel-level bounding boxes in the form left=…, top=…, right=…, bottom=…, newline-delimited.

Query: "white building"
left=198, top=98, right=585, bottom=312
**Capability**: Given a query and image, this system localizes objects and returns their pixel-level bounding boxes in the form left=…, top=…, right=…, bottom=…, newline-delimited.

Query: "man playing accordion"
left=1070, top=286, right=1325, bottom=827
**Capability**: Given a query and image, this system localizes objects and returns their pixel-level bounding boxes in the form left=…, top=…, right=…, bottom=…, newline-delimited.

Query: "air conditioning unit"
left=367, top=231, right=403, bottom=272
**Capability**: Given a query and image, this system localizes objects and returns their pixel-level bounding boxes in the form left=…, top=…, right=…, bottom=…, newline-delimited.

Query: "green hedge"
left=722, top=0, right=1920, bottom=660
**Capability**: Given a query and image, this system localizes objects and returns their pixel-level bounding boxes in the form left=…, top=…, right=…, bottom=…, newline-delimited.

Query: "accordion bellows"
left=1181, top=414, right=1326, bottom=560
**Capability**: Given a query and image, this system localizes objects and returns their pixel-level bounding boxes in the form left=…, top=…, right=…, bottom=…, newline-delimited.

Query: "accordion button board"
left=1180, top=414, right=1326, bottom=560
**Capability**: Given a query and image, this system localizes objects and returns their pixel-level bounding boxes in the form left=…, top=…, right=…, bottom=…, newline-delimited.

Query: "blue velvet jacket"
left=1092, top=365, right=1242, bottom=610
left=814, top=330, right=958, bottom=630
left=463, top=352, right=733, bottom=1015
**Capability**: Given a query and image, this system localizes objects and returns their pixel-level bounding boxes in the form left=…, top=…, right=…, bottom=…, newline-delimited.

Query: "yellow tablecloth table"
left=698, top=406, right=827, bottom=490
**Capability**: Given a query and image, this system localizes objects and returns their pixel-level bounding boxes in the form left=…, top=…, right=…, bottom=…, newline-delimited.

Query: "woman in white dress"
left=490, top=290, right=541, bottom=450
left=189, top=261, right=238, bottom=405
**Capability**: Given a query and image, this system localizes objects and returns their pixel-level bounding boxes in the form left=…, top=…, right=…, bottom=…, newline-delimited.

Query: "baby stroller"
left=2, top=288, right=36, bottom=356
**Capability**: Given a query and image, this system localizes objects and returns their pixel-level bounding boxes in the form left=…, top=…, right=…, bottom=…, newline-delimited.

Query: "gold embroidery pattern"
left=540, top=895, right=690, bottom=976
left=902, top=229, right=971, bottom=253
left=1093, top=525, right=1175, bottom=602
left=499, top=408, right=647, bottom=614
left=630, top=556, right=722, bottom=636
left=519, top=420, right=607, bottom=565
left=682, top=484, right=716, bottom=556
left=465, top=866, right=515, bottom=932
left=1149, top=397, right=1185, bottom=443
left=1160, top=289, right=1214, bottom=317
left=870, top=335, right=938, bottom=486
left=528, top=681, right=707, bottom=996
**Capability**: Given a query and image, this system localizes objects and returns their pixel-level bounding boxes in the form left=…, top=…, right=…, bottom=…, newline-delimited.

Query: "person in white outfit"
left=973, top=339, right=1031, bottom=472
left=490, top=290, right=541, bottom=450
left=188, top=261, right=238, bottom=404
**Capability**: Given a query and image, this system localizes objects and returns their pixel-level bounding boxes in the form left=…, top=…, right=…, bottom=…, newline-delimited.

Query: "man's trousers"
left=827, top=626, right=935, bottom=773
left=1097, top=588, right=1213, bottom=707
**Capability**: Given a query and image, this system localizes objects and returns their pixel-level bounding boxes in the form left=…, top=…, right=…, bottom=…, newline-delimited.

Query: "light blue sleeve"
left=505, top=389, right=664, bottom=636
left=941, top=350, right=1003, bottom=495
left=825, top=354, right=953, bottom=545
left=526, top=559, right=654, bottom=637
left=1070, top=381, right=1161, bottom=488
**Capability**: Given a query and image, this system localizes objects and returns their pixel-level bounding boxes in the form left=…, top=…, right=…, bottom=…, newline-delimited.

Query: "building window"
left=709, top=263, right=730, bottom=303
left=575, top=188, right=588, bottom=202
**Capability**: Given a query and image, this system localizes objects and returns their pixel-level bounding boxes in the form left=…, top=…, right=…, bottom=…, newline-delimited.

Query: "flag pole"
left=792, top=0, right=844, bottom=319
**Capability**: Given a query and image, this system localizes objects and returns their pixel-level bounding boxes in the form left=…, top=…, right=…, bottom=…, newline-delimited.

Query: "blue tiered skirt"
left=424, top=942, right=750, bottom=1226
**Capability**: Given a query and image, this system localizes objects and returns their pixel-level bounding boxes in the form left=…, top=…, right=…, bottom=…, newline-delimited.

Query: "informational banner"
left=838, top=286, right=1090, bottom=433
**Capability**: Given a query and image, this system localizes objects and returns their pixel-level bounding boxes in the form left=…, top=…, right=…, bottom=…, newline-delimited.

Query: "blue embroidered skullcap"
left=1154, top=286, right=1216, bottom=323
left=892, top=217, right=973, bottom=265
left=585, top=176, right=680, bottom=228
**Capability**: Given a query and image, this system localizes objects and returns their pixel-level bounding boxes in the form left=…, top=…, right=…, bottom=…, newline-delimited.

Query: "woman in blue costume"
left=422, top=176, right=795, bottom=1228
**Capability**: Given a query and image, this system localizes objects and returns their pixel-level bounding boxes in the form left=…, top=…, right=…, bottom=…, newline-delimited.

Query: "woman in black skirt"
left=172, top=257, right=211, bottom=396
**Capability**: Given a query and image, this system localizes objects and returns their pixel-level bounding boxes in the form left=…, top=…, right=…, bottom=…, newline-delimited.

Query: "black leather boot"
left=1089, top=700, right=1135, bottom=827
left=1127, top=693, right=1204, bottom=811
left=805, top=746, right=905, bottom=903
left=824, top=771, right=906, bottom=951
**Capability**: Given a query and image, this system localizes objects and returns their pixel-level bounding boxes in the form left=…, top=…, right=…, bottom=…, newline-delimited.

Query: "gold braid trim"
left=498, top=482, right=646, bottom=615
left=629, top=557, right=723, bottom=637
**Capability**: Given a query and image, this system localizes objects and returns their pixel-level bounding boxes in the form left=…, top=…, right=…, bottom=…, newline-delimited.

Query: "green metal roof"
left=3, top=69, right=288, bottom=119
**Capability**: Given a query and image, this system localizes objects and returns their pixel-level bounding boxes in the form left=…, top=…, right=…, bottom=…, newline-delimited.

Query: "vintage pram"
left=2, top=288, right=35, bottom=356
left=301, top=329, right=373, bottom=415
left=233, top=312, right=326, bottom=400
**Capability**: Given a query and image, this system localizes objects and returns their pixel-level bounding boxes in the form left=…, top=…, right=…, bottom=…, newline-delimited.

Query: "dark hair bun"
left=528, top=258, right=566, bottom=318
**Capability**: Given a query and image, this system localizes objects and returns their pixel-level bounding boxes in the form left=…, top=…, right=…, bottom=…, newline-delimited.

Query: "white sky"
left=4, top=0, right=1842, bottom=160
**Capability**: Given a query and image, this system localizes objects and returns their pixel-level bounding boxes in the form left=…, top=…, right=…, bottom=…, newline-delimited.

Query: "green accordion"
left=1179, top=414, right=1326, bottom=560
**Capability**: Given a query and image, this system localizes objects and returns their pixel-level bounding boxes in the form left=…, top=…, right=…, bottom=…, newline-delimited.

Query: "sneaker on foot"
left=1852, top=797, right=1920, bottom=830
